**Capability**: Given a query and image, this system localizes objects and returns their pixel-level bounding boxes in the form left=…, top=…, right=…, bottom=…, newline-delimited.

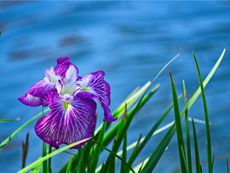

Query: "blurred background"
left=0, top=1, right=229, bottom=173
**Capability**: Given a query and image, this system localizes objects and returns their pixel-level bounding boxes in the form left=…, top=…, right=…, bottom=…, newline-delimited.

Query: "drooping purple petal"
left=54, top=57, right=79, bottom=78
left=28, top=79, right=55, bottom=98
left=76, top=71, right=116, bottom=122
left=35, top=95, right=97, bottom=149
left=18, top=93, right=42, bottom=106
left=19, top=79, right=55, bottom=107
left=19, top=58, right=79, bottom=107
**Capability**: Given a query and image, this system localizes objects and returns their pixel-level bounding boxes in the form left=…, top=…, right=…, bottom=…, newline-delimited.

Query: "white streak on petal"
left=59, top=65, right=78, bottom=96
left=45, top=67, right=61, bottom=85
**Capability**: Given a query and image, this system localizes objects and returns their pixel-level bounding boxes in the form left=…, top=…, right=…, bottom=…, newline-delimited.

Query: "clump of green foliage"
left=0, top=49, right=227, bottom=173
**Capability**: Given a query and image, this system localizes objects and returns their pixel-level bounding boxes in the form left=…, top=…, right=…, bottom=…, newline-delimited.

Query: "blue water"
left=0, top=1, right=230, bottom=172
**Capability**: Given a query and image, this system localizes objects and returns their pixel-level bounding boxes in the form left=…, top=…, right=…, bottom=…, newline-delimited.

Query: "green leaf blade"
left=192, top=120, right=202, bottom=173
left=141, top=49, right=225, bottom=173
left=193, top=53, right=213, bottom=173
left=183, top=80, right=193, bottom=173
left=18, top=138, right=91, bottom=173
left=169, top=73, right=187, bottom=173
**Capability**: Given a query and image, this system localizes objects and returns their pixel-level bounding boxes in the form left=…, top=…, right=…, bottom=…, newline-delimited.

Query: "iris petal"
left=34, top=95, right=97, bottom=149
left=28, top=79, right=55, bottom=98
left=77, top=71, right=116, bottom=122
left=19, top=79, right=55, bottom=107
left=19, top=58, right=79, bottom=107
left=59, top=65, right=78, bottom=96
left=18, top=93, right=42, bottom=106
left=55, top=57, right=79, bottom=78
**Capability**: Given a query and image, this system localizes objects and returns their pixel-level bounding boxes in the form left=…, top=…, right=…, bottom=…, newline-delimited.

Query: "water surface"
left=0, top=2, right=230, bottom=172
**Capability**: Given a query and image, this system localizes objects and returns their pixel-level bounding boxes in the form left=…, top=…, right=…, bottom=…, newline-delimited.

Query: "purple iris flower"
left=19, top=57, right=116, bottom=148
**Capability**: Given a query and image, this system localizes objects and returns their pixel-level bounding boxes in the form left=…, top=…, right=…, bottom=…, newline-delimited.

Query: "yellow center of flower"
left=83, top=87, right=90, bottom=91
left=63, top=101, right=69, bottom=110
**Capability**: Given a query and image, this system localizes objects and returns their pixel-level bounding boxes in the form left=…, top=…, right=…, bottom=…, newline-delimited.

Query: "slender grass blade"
left=0, top=109, right=48, bottom=149
left=140, top=49, right=225, bottom=173
left=121, top=131, right=127, bottom=173
left=226, top=160, right=230, bottom=173
left=192, top=120, right=202, bottom=173
left=193, top=53, right=213, bottom=173
left=183, top=80, right=192, bottom=173
left=18, top=138, right=91, bottom=173
left=66, top=156, right=73, bottom=173
left=42, top=143, right=47, bottom=173
left=22, top=133, right=29, bottom=169
left=103, top=85, right=159, bottom=172
left=0, top=117, right=21, bottom=123
left=169, top=73, right=187, bottom=172
left=128, top=99, right=176, bottom=166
